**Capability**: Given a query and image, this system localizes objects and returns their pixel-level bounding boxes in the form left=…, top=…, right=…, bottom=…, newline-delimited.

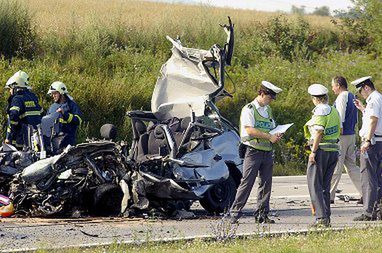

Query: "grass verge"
left=34, top=226, right=382, bottom=253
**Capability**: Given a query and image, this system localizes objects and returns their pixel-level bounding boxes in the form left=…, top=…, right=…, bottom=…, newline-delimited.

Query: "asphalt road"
left=0, top=175, right=379, bottom=252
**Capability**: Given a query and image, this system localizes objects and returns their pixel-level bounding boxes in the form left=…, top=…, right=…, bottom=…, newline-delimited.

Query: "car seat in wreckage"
left=124, top=17, right=243, bottom=214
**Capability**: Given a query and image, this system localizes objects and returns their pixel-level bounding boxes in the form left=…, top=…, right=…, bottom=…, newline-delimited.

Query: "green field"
left=1, top=0, right=381, bottom=175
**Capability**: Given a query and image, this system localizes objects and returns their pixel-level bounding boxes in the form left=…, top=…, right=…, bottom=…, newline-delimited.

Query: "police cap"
left=261, top=81, right=282, bottom=99
left=351, top=76, right=372, bottom=90
left=308, top=84, right=328, bottom=96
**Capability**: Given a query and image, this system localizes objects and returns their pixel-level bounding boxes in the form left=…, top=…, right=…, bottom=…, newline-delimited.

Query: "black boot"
left=310, top=218, right=331, bottom=228
left=353, top=214, right=376, bottom=221
left=255, top=214, right=275, bottom=224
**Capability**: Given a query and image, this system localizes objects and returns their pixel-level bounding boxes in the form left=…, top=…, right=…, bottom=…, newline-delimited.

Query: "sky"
left=152, top=0, right=354, bottom=13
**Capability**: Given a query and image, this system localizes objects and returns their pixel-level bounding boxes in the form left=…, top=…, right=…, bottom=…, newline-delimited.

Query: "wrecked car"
left=9, top=140, right=127, bottom=217
left=4, top=17, right=242, bottom=218
left=0, top=144, right=35, bottom=195
left=123, top=17, right=243, bottom=215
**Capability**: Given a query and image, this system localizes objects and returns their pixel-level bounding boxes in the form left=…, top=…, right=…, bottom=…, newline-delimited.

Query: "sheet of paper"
left=269, top=123, right=294, bottom=135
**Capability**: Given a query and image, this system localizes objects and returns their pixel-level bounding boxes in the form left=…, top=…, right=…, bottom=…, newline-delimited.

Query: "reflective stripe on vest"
left=19, top=110, right=42, bottom=119
left=318, top=139, right=339, bottom=150
left=9, top=106, right=20, bottom=111
left=75, top=115, right=82, bottom=125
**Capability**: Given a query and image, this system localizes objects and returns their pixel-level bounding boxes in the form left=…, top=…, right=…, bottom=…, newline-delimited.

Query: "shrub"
left=260, top=16, right=339, bottom=61
left=0, top=0, right=37, bottom=58
left=333, top=0, right=382, bottom=54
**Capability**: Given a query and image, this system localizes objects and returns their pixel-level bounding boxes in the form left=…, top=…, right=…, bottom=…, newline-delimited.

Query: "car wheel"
left=92, top=183, right=123, bottom=216
left=199, top=175, right=237, bottom=214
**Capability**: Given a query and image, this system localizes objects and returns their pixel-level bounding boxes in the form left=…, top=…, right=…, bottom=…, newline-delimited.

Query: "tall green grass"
left=0, top=0, right=36, bottom=58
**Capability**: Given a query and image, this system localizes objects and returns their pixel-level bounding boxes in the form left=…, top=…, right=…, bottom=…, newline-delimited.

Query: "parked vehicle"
left=123, top=17, right=243, bottom=214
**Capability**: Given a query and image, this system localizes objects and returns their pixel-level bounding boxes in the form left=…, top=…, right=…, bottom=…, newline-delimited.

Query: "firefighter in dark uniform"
left=4, top=71, right=43, bottom=150
left=304, top=84, right=340, bottom=227
left=47, top=81, right=82, bottom=154
left=229, top=81, right=283, bottom=224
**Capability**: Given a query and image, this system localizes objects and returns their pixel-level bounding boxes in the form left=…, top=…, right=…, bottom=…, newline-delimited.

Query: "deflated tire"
left=199, top=175, right=237, bottom=214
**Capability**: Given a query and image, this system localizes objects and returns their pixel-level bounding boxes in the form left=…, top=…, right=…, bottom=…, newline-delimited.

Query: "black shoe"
left=357, top=197, right=363, bottom=205
left=353, top=214, right=375, bottom=221
left=228, top=215, right=239, bottom=224
left=310, top=218, right=331, bottom=228
left=255, top=215, right=275, bottom=224
left=225, top=213, right=241, bottom=224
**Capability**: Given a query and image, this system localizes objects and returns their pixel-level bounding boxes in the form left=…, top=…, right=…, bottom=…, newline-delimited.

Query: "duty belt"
left=309, top=139, right=339, bottom=150
left=242, top=136, right=272, bottom=151
left=318, top=143, right=339, bottom=149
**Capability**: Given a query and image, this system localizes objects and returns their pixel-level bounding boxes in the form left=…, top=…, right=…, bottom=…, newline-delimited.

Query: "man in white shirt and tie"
left=352, top=76, right=382, bottom=221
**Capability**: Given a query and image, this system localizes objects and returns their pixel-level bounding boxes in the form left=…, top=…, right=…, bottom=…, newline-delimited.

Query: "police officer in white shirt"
left=352, top=76, right=382, bottom=221
left=229, top=81, right=282, bottom=224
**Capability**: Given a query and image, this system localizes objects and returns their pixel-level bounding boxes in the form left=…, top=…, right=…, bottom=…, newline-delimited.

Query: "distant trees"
left=291, top=5, right=305, bottom=15
left=289, top=0, right=382, bottom=54
left=333, top=0, right=382, bottom=54
left=312, top=6, right=330, bottom=16
left=291, top=5, right=331, bottom=16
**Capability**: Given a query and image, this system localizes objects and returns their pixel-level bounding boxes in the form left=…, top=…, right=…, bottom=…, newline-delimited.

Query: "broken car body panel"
left=126, top=17, right=242, bottom=214
left=10, top=141, right=126, bottom=217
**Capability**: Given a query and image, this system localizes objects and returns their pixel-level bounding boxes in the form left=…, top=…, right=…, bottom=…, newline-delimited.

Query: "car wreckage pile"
left=0, top=18, right=243, bottom=218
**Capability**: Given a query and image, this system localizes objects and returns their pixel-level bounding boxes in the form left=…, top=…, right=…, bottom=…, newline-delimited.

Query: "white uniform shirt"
left=307, top=103, right=332, bottom=140
left=335, top=91, right=349, bottom=128
left=359, top=90, right=382, bottom=138
left=240, top=99, right=275, bottom=139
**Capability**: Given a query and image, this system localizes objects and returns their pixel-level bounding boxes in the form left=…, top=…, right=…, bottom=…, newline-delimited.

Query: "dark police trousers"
left=307, top=149, right=338, bottom=219
left=360, top=141, right=382, bottom=217
left=230, top=147, right=273, bottom=217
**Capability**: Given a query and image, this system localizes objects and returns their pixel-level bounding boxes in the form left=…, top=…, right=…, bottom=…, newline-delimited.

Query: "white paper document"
left=269, top=123, right=294, bottom=135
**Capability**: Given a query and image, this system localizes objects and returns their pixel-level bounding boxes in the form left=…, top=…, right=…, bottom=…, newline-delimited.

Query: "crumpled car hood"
left=151, top=37, right=221, bottom=120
